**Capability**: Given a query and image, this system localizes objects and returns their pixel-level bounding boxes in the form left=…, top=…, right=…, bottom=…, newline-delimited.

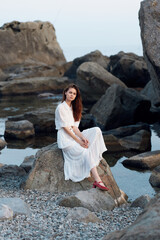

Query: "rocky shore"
left=0, top=175, right=142, bottom=240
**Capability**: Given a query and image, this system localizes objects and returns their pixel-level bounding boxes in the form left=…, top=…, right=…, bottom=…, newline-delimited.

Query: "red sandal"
left=93, top=181, right=109, bottom=191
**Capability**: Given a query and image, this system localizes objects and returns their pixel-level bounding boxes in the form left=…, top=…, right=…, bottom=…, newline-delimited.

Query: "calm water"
left=0, top=95, right=160, bottom=201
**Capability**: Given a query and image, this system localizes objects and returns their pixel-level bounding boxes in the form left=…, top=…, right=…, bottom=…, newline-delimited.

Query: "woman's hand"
left=77, top=138, right=89, bottom=148
left=81, top=136, right=89, bottom=146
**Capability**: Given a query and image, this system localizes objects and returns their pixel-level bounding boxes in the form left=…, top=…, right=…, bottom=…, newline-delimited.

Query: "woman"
left=55, top=83, right=109, bottom=190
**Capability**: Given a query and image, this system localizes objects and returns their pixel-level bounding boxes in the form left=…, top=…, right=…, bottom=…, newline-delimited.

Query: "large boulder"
left=102, top=194, right=160, bottom=240
left=107, top=51, right=150, bottom=88
left=122, top=150, right=160, bottom=170
left=77, top=62, right=126, bottom=103
left=0, top=21, right=66, bottom=69
left=90, top=84, right=151, bottom=130
left=4, top=120, right=35, bottom=139
left=0, top=138, right=7, bottom=150
left=0, top=76, right=69, bottom=96
left=64, top=50, right=110, bottom=79
left=59, top=188, right=116, bottom=211
left=22, top=143, right=128, bottom=205
left=139, top=0, right=160, bottom=104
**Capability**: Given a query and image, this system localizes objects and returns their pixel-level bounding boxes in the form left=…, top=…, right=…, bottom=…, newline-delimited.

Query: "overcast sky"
left=0, top=0, right=143, bottom=61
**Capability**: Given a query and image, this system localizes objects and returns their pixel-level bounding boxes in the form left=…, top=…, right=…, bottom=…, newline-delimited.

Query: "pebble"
left=0, top=176, right=143, bottom=240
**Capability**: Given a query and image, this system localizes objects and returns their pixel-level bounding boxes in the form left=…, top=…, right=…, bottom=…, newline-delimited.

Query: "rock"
left=0, top=69, right=8, bottom=81
left=8, top=108, right=55, bottom=134
left=0, top=198, right=31, bottom=217
left=20, top=155, right=36, bottom=173
left=0, top=165, right=26, bottom=177
left=108, top=51, right=150, bottom=88
left=122, top=150, right=160, bottom=170
left=38, top=92, right=55, bottom=98
left=77, top=62, right=126, bottom=103
left=104, top=129, right=151, bottom=152
left=22, top=143, right=127, bottom=205
left=149, top=165, right=160, bottom=188
left=0, top=76, right=69, bottom=96
left=141, top=81, right=157, bottom=106
left=119, top=129, right=151, bottom=152
left=90, top=84, right=151, bottom=130
left=4, top=120, right=35, bottom=139
left=0, top=204, right=13, bottom=221
left=59, top=188, right=115, bottom=212
left=139, top=0, right=160, bottom=104
left=130, top=195, right=151, bottom=209
left=66, top=207, right=102, bottom=223
left=64, top=50, right=110, bottom=79
left=79, top=114, right=96, bottom=130
left=102, top=194, right=160, bottom=240
left=0, top=138, right=7, bottom=150
left=0, top=21, right=66, bottom=69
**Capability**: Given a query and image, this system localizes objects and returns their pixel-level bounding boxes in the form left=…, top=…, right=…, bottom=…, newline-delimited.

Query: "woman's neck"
left=65, top=100, right=72, bottom=107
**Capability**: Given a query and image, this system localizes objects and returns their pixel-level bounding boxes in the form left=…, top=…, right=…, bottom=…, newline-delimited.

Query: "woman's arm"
left=63, top=126, right=88, bottom=148
left=72, top=126, right=89, bottom=146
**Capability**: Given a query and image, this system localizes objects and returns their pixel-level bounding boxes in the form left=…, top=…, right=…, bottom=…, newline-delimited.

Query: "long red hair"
left=62, top=84, right=82, bottom=121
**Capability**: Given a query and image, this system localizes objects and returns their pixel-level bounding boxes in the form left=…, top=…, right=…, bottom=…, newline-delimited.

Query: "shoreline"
left=0, top=175, right=143, bottom=240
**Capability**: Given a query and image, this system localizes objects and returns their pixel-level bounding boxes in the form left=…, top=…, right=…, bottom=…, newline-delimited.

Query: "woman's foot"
left=93, top=181, right=109, bottom=191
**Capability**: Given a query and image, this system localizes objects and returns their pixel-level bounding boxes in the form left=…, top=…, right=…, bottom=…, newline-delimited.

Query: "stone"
left=77, top=62, right=126, bottom=103
left=64, top=50, right=110, bottom=79
left=141, top=81, right=158, bottom=106
left=122, top=150, right=160, bottom=170
left=107, top=51, right=150, bottom=88
left=0, top=138, right=7, bottom=150
left=0, top=76, right=69, bottom=96
left=8, top=108, right=55, bottom=134
left=79, top=113, right=96, bottom=130
left=139, top=0, right=160, bottom=104
left=20, top=155, right=36, bottom=173
left=90, top=84, right=151, bottom=130
left=0, top=69, right=8, bottom=81
left=130, top=195, right=151, bottom=209
left=102, top=194, right=160, bottom=240
left=66, top=207, right=102, bottom=223
left=0, top=165, right=26, bottom=177
left=0, top=21, right=66, bottom=69
left=4, top=120, right=35, bottom=139
left=22, top=143, right=128, bottom=205
left=59, top=188, right=115, bottom=212
left=0, top=198, right=31, bottom=217
left=149, top=165, right=160, bottom=188
left=0, top=204, right=13, bottom=221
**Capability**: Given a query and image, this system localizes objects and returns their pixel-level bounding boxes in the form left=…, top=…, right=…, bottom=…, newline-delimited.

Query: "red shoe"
left=92, top=181, right=109, bottom=191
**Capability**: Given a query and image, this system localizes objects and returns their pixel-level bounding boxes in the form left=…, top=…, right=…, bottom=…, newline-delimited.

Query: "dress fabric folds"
left=55, top=101, right=107, bottom=182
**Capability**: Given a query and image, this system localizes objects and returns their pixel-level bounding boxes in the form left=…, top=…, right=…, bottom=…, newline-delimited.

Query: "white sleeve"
left=55, top=105, right=70, bottom=130
left=74, top=121, right=80, bottom=127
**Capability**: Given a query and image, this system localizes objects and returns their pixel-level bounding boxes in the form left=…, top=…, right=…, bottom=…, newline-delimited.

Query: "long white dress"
left=55, top=101, right=107, bottom=182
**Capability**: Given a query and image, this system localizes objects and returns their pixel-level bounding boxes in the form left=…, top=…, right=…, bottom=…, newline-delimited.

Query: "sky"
left=0, top=0, right=143, bottom=61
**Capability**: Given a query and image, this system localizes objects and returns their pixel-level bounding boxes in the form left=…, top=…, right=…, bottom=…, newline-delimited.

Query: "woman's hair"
left=62, top=84, right=82, bottom=121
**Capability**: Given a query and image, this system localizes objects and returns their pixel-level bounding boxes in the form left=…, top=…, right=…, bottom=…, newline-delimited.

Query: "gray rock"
left=141, top=80, right=157, bottom=106
left=108, top=51, right=150, bottom=88
left=4, top=120, right=35, bottom=139
left=122, top=150, right=160, bottom=170
left=149, top=165, right=160, bottom=188
left=103, top=194, right=160, bottom=240
left=0, top=198, right=31, bottom=217
left=139, top=0, right=160, bottom=104
left=77, top=62, right=126, bottom=103
left=0, top=21, right=66, bottom=70
left=90, top=84, right=151, bottom=130
left=0, top=204, right=13, bottom=221
left=0, top=165, right=26, bottom=177
left=64, top=50, right=110, bottom=79
left=59, top=188, right=116, bottom=212
left=0, top=76, right=69, bottom=96
left=130, top=195, right=151, bottom=209
left=20, top=155, right=36, bottom=173
left=22, top=143, right=127, bottom=205
left=0, top=138, right=7, bottom=150
left=66, top=207, right=102, bottom=223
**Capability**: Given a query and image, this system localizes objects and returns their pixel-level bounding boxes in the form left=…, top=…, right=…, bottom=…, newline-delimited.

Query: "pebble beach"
left=0, top=176, right=143, bottom=240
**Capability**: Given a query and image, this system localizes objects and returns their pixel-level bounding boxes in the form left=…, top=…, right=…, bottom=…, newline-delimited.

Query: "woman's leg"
left=91, top=166, right=105, bottom=187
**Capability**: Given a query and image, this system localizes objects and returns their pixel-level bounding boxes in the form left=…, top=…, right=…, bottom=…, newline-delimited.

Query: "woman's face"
left=65, top=87, right=77, bottom=102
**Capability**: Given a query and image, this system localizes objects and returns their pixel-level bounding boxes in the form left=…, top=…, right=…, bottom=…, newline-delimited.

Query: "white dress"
left=55, top=101, right=107, bottom=182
